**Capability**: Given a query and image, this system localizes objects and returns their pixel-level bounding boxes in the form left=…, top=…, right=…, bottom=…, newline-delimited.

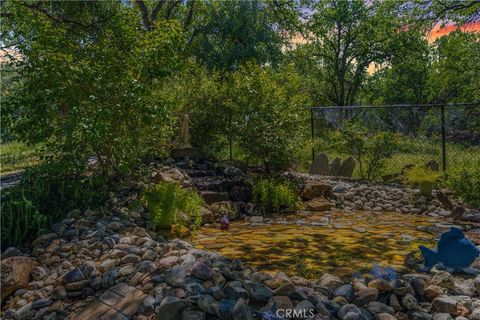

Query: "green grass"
left=298, top=135, right=480, bottom=181
left=0, top=141, right=38, bottom=175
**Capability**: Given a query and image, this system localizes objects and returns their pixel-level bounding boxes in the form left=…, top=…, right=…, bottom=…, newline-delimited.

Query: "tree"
left=191, top=0, right=283, bottom=71
left=1, top=1, right=184, bottom=177
left=301, top=0, right=405, bottom=107
left=427, top=30, right=480, bottom=103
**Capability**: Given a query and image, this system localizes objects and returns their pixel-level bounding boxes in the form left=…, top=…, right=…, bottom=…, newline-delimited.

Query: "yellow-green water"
left=193, top=211, right=454, bottom=279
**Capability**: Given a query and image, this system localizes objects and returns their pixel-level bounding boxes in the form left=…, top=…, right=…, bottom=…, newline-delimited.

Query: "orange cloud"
left=428, top=21, right=480, bottom=42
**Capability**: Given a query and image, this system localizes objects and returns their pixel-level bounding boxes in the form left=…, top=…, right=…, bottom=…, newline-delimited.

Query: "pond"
left=192, top=211, right=458, bottom=279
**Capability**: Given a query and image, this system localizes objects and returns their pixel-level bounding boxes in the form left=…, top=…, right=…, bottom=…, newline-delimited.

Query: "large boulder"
left=309, top=153, right=329, bottom=175
left=339, top=156, right=356, bottom=177
left=1, top=256, right=37, bottom=302
left=301, top=182, right=333, bottom=200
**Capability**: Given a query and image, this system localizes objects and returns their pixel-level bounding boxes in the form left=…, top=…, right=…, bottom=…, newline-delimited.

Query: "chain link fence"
left=309, top=103, right=480, bottom=181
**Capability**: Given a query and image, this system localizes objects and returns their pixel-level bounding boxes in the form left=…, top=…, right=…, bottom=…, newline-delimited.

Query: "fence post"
left=310, top=107, right=315, bottom=163
left=441, top=105, right=447, bottom=173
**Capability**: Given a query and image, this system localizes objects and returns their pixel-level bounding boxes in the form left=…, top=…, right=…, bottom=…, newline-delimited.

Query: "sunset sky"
left=428, top=21, right=480, bottom=42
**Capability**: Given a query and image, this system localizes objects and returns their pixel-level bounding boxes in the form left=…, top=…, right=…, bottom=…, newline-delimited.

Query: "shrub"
left=253, top=178, right=301, bottom=214
left=332, top=124, right=399, bottom=179
left=229, top=64, right=310, bottom=171
left=143, top=182, right=203, bottom=231
left=447, top=162, right=480, bottom=208
left=1, top=165, right=107, bottom=249
left=404, top=166, right=441, bottom=185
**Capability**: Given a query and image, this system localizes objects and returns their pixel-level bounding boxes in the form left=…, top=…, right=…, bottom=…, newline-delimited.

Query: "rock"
left=355, top=288, right=378, bottom=306
left=402, top=293, right=419, bottom=311
left=263, top=296, right=293, bottom=311
left=121, top=253, right=140, bottom=264
left=430, top=272, right=455, bottom=290
left=62, top=269, right=85, bottom=284
left=339, top=156, right=356, bottom=177
left=433, top=313, right=453, bottom=320
left=210, top=201, right=238, bottom=220
left=368, top=279, right=392, bottom=292
left=338, top=304, right=363, bottom=319
left=64, top=279, right=88, bottom=291
left=31, top=299, right=52, bottom=310
left=14, top=302, right=32, bottom=320
left=118, top=264, right=136, bottom=277
left=225, top=286, right=249, bottom=300
left=305, top=197, right=333, bottom=211
left=1, top=247, right=22, bottom=259
left=301, top=182, right=333, bottom=200
left=432, top=295, right=458, bottom=315
left=51, top=286, right=67, bottom=300
left=164, top=265, right=186, bottom=287
left=32, top=233, right=57, bottom=247
left=197, top=295, right=216, bottom=314
left=367, top=301, right=394, bottom=315
left=329, top=157, right=342, bottom=176
left=138, top=295, right=155, bottom=316
left=319, top=273, right=343, bottom=291
left=294, top=300, right=315, bottom=319
left=31, top=266, right=48, bottom=281
left=170, top=146, right=202, bottom=159
left=232, top=298, right=252, bottom=320
left=377, top=313, right=396, bottom=320
left=274, top=282, right=295, bottom=296
left=200, top=191, right=229, bottom=205
left=191, top=262, right=213, bottom=280
left=79, top=261, right=96, bottom=278
left=424, top=285, right=444, bottom=301
left=246, top=283, right=273, bottom=302
left=157, top=296, right=187, bottom=320
left=102, top=268, right=118, bottom=289
left=1, top=256, right=37, bottom=302
left=309, top=153, right=329, bottom=175
left=157, top=256, right=179, bottom=271
left=137, top=261, right=156, bottom=274
left=334, top=284, right=354, bottom=302
left=181, top=309, right=206, bottom=320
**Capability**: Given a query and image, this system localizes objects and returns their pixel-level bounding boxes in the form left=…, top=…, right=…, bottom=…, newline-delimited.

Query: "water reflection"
left=192, top=211, right=453, bottom=279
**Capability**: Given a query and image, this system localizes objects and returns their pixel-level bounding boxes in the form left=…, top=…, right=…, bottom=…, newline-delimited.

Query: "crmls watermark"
left=275, top=309, right=315, bottom=319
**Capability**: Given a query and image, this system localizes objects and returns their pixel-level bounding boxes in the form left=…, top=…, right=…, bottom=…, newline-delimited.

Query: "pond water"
left=192, top=211, right=457, bottom=279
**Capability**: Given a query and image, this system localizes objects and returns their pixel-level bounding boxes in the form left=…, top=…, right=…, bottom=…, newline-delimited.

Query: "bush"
left=404, top=166, right=441, bottom=185
left=448, top=162, right=480, bottom=208
left=332, top=124, right=399, bottom=179
left=1, top=165, right=107, bottom=249
left=229, top=64, right=310, bottom=171
left=143, top=182, right=203, bottom=231
left=253, top=178, right=301, bottom=214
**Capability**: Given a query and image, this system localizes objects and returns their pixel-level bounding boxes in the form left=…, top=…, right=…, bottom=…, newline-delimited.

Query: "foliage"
left=300, top=0, right=405, bottom=107
left=192, top=0, right=283, bottom=71
left=2, top=2, right=183, bottom=178
left=143, top=181, right=203, bottom=231
left=253, top=178, right=301, bottom=214
left=228, top=64, right=310, bottom=171
left=1, top=165, right=107, bottom=249
left=447, top=162, right=480, bottom=208
left=332, top=124, right=400, bottom=179
left=404, top=166, right=442, bottom=185
left=427, top=30, right=480, bottom=104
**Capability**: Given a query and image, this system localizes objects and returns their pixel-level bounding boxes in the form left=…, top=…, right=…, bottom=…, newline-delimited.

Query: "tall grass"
left=1, top=166, right=107, bottom=249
